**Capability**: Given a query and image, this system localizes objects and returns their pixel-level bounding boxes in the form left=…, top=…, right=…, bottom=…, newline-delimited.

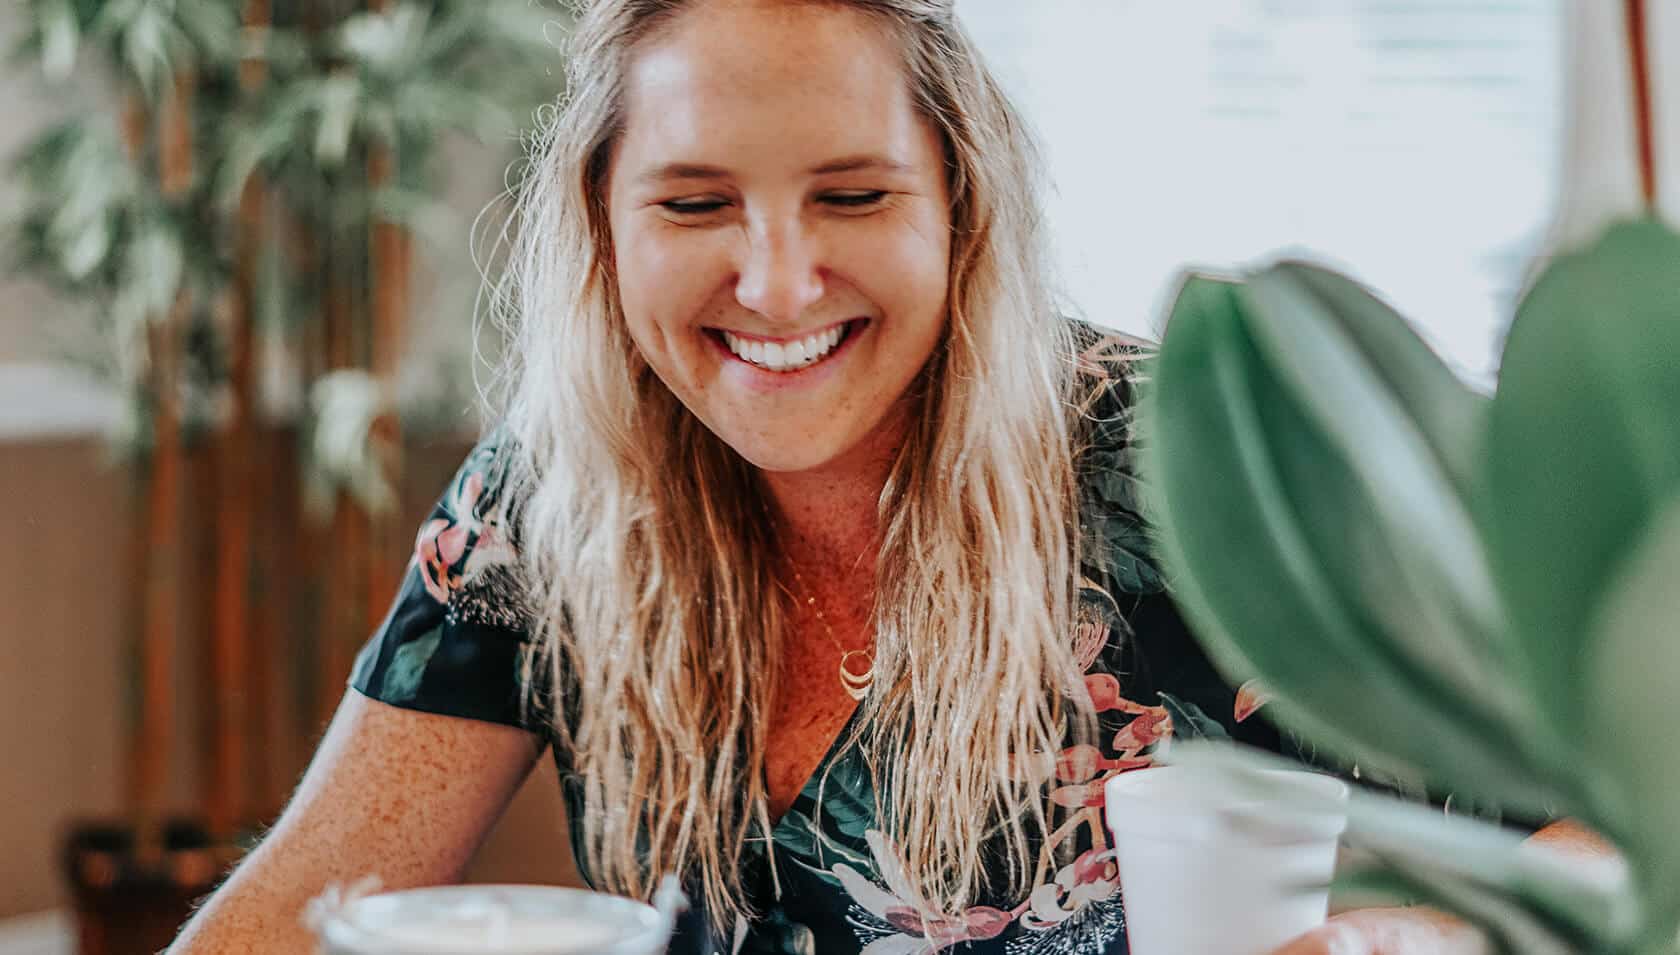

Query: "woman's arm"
left=165, top=688, right=547, bottom=954
left=1267, top=820, right=1620, bottom=955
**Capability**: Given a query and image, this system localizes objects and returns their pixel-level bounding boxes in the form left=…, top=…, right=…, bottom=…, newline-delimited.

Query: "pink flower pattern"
left=356, top=325, right=1286, bottom=954
left=414, top=467, right=515, bottom=605
left=832, top=612, right=1178, bottom=955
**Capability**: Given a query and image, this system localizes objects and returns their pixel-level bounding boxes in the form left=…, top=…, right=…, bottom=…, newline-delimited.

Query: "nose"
left=733, top=215, right=826, bottom=323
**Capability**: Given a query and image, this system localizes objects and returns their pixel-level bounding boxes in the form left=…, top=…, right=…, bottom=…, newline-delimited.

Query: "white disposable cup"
left=1105, top=765, right=1349, bottom=955
left=311, top=884, right=673, bottom=955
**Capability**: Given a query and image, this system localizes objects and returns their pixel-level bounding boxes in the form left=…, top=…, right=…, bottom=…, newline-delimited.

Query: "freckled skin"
left=170, top=7, right=948, bottom=948
left=606, top=1, right=951, bottom=485
left=161, top=3, right=1619, bottom=947
left=763, top=537, right=880, bottom=821
left=166, top=694, right=544, bottom=953
left=605, top=0, right=952, bottom=820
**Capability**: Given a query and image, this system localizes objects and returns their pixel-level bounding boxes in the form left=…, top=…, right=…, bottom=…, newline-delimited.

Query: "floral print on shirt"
left=350, top=321, right=1294, bottom=954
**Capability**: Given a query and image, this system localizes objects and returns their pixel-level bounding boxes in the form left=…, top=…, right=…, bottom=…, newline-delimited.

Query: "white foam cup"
left=1104, top=764, right=1349, bottom=955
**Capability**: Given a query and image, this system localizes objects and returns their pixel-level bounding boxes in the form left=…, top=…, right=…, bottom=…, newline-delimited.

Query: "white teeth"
left=720, top=322, right=848, bottom=372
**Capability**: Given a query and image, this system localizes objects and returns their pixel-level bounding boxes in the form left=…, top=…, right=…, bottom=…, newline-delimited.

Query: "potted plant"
left=9, top=2, right=561, bottom=950
left=1135, top=1, right=1680, bottom=952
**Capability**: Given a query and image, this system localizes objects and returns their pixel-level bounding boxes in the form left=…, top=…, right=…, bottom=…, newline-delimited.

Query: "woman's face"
left=605, top=0, right=953, bottom=476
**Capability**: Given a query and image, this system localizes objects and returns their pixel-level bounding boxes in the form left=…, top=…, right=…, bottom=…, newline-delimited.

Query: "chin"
left=726, top=437, right=848, bottom=475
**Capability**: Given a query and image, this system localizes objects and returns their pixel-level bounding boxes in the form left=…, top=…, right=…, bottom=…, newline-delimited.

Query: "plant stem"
left=1625, top=0, right=1659, bottom=208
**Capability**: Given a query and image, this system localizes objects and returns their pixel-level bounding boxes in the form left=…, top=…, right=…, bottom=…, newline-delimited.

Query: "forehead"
left=617, top=1, right=932, bottom=177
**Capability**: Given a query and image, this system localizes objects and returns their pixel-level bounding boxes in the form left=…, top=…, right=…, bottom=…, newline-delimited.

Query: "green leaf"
left=1345, top=795, right=1638, bottom=945
left=1487, top=218, right=1680, bottom=764
left=395, top=79, right=514, bottom=141
left=1082, top=510, right=1162, bottom=593
left=1334, top=865, right=1581, bottom=955
left=173, top=0, right=238, bottom=65
left=1157, top=691, right=1228, bottom=742
left=362, top=102, right=398, bottom=151
left=39, top=0, right=80, bottom=81
left=339, top=5, right=430, bottom=76
left=1240, top=264, right=1517, bottom=710
left=1170, top=741, right=1638, bottom=951
left=215, top=120, right=289, bottom=208
left=808, top=750, right=876, bottom=842
left=313, top=74, right=362, bottom=166
left=127, top=224, right=183, bottom=318
left=120, top=4, right=172, bottom=101
left=1586, top=496, right=1680, bottom=926
left=1141, top=272, right=1563, bottom=815
left=1266, top=261, right=1491, bottom=479
left=383, top=626, right=442, bottom=703
left=368, top=184, right=458, bottom=248
left=59, top=216, right=109, bottom=279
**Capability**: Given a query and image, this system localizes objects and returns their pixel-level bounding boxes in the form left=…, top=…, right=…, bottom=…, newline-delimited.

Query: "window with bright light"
left=959, top=0, right=1563, bottom=382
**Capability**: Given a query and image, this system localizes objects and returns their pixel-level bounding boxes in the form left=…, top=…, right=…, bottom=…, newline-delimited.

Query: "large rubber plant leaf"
left=1586, top=496, right=1680, bottom=932
left=1240, top=265, right=1532, bottom=741
left=1486, top=218, right=1680, bottom=768
left=1334, top=865, right=1584, bottom=955
left=1170, top=740, right=1638, bottom=951
left=1262, top=260, right=1490, bottom=490
left=1139, top=274, right=1559, bottom=814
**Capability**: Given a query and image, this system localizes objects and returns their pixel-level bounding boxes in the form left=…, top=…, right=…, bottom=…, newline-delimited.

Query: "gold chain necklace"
left=761, top=498, right=875, bottom=701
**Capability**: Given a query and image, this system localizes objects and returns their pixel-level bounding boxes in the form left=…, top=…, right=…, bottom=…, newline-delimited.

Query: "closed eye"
left=659, top=200, right=726, bottom=215
left=823, top=191, right=889, bottom=208
left=659, top=191, right=890, bottom=215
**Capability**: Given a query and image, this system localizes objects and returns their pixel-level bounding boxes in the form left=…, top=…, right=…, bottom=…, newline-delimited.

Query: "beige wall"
left=1, top=440, right=132, bottom=917
left=0, top=0, right=579, bottom=924
left=0, top=434, right=576, bottom=919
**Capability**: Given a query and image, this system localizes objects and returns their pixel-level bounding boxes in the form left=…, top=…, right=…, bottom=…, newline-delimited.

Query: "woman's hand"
left=1266, top=907, right=1489, bottom=955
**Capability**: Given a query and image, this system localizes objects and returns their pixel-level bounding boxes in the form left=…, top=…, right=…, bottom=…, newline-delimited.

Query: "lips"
left=705, top=318, right=863, bottom=373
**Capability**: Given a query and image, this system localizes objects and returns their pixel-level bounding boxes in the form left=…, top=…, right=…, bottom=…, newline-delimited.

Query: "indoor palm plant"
left=9, top=2, right=564, bottom=950
left=1136, top=1, right=1680, bottom=952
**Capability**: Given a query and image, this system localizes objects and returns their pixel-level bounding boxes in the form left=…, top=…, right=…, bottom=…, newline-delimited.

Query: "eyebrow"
left=634, top=154, right=914, bottom=185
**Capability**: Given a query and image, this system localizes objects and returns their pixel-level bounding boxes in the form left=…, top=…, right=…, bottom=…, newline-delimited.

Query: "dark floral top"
left=350, top=323, right=1295, bottom=955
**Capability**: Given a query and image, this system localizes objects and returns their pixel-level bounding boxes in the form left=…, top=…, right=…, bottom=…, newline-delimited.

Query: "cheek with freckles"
left=612, top=227, right=723, bottom=388
left=606, top=193, right=949, bottom=474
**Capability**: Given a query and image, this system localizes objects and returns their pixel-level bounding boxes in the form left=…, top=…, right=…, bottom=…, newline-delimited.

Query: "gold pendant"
left=839, top=650, right=874, bottom=702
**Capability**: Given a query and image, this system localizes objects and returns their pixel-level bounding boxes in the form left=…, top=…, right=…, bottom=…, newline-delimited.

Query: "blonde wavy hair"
left=480, top=0, right=1100, bottom=931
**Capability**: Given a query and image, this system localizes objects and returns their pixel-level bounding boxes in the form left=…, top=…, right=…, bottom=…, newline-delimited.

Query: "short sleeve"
left=348, top=432, right=550, bottom=738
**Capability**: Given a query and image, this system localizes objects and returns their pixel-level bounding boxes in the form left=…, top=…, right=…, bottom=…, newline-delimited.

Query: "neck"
left=759, top=410, right=907, bottom=581
left=762, top=469, right=881, bottom=579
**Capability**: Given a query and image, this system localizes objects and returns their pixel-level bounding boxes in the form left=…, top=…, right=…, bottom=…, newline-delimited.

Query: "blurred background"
left=0, top=0, right=1560, bottom=951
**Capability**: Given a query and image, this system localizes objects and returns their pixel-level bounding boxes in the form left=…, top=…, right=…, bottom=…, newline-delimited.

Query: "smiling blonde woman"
left=166, top=2, right=1517, bottom=954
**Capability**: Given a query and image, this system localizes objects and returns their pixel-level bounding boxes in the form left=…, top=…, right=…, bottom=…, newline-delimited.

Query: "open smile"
left=703, top=318, right=867, bottom=374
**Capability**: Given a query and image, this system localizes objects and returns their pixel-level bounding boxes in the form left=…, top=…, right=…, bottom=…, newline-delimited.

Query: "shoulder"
left=1067, top=317, right=1157, bottom=422
left=1065, top=317, right=1163, bottom=598
left=1060, top=321, right=1288, bottom=752
left=414, top=427, right=532, bottom=631
left=348, top=426, right=547, bottom=735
